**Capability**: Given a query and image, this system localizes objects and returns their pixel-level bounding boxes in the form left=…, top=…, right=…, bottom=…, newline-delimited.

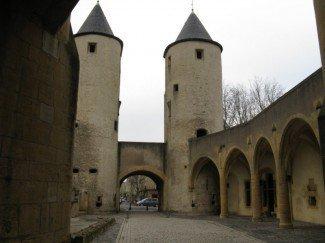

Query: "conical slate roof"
left=176, top=12, right=212, bottom=41
left=164, top=12, right=222, bottom=57
left=77, top=3, right=114, bottom=36
left=75, top=3, right=123, bottom=50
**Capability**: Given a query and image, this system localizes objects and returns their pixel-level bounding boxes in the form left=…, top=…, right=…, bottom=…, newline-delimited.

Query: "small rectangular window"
left=308, top=196, right=317, bottom=206
left=114, top=120, right=118, bottom=131
left=96, top=196, right=102, bottom=207
left=88, top=42, right=97, bottom=53
left=168, top=56, right=171, bottom=72
left=196, top=129, right=207, bottom=138
left=196, top=49, right=204, bottom=59
left=173, top=84, right=179, bottom=92
left=167, top=101, right=171, bottom=118
left=89, top=168, right=97, bottom=174
left=245, top=180, right=251, bottom=207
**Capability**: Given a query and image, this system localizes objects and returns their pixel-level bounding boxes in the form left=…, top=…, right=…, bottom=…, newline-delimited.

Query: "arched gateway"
left=117, top=142, right=167, bottom=211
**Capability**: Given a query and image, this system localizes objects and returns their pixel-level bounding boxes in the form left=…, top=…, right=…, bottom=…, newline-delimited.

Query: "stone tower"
left=164, top=12, right=223, bottom=212
left=73, top=2, right=123, bottom=213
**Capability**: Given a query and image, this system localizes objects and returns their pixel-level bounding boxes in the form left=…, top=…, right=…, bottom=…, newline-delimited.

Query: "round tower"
left=73, top=2, right=123, bottom=213
left=164, top=12, right=223, bottom=212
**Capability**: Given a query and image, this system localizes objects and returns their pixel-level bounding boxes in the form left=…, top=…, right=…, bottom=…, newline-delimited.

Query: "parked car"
left=136, top=198, right=146, bottom=206
left=137, top=198, right=158, bottom=207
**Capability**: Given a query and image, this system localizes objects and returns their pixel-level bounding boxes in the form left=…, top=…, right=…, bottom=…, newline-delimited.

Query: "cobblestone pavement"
left=170, top=214, right=325, bottom=243
left=116, top=212, right=262, bottom=243
left=91, top=212, right=325, bottom=242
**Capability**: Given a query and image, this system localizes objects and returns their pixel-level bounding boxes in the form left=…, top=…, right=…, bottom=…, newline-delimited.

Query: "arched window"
left=196, top=129, right=208, bottom=138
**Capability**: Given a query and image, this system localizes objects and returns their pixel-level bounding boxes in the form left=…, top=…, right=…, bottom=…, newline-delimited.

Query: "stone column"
left=314, top=0, right=325, bottom=190
left=314, top=0, right=325, bottom=71
left=251, top=171, right=262, bottom=221
left=220, top=169, right=228, bottom=218
left=276, top=161, right=292, bottom=228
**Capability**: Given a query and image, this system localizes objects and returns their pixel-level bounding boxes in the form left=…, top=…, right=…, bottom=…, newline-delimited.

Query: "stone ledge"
left=71, top=216, right=115, bottom=243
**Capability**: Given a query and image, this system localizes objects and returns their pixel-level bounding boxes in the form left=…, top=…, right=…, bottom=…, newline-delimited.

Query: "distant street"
left=119, top=201, right=158, bottom=212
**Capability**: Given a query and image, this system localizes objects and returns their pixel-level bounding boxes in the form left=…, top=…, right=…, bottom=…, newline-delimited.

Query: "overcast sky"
left=71, top=0, right=321, bottom=143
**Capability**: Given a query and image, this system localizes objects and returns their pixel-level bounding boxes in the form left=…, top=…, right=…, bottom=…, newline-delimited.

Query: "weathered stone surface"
left=0, top=2, right=79, bottom=241
left=72, top=31, right=122, bottom=213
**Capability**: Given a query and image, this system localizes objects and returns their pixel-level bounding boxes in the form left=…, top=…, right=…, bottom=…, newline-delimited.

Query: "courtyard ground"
left=89, top=211, right=325, bottom=242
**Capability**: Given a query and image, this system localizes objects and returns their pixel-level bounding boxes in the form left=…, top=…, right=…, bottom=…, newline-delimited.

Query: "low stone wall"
left=71, top=216, right=115, bottom=243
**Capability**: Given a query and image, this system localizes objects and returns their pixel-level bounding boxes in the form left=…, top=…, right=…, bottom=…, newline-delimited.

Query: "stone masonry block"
left=39, top=103, right=54, bottom=124
left=53, top=111, right=72, bottom=130
left=0, top=68, right=20, bottom=93
left=0, top=90, right=18, bottom=112
left=0, top=205, right=19, bottom=238
left=18, top=21, right=43, bottom=48
left=2, top=160, right=30, bottom=181
left=22, top=233, right=54, bottom=243
left=5, top=34, right=30, bottom=59
left=59, top=164, right=72, bottom=183
left=50, top=128, right=71, bottom=151
left=19, top=204, right=41, bottom=236
left=22, top=118, right=51, bottom=145
left=38, top=83, right=54, bottom=106
left=49, top=203, right=62, bottom=231
left=20, top=71, right=39, bottom=100
left=47, top=182, right=58, bottom=203
left=18, top=95, right=40, bottom=119
left=58, top=182, right=71, bottom=202
left=0, top=108, right=14, bottom=137
left=56, top=150, right=70, bottom=165
left=40, top=204, right=50, bottom=233
left=8, top=181, right=47, bottom=204
left=27, top=143, right=56, bottom=164
left=29, top=163, right=59, bottom=182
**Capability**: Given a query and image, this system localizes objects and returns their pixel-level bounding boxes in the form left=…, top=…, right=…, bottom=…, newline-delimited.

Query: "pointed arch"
left=279, top=118, right=324, bottom=224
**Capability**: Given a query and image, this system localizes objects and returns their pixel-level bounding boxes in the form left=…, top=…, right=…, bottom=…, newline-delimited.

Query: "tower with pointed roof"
left=164, top=12, right=223, bottom=212
left=73, top=2, right=123, bottom=213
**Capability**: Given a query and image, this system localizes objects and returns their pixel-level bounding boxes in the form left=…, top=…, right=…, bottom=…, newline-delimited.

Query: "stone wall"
left=192, top=161, right=219, bottom=214
left=189, top=69, right=324, bottom=226
left=118, top=142, right=165, bottom=179
left=0, top=5, right=79, bottom=242
left=118, top=142, right=166, bottom=210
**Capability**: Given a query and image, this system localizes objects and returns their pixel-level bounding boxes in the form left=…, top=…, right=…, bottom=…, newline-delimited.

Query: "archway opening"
left=191, top=157, right=220, bottom=215
left=119, top=171, right=164, bottom=212
left=226, top=149, right=251, bottom=216
left=280, top=118, right=324, bottom=225
left=254, top=138, right=276, bottom=218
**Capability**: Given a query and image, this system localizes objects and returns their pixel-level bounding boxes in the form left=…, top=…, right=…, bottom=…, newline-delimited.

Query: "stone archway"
left=118, top=166, right=167, bottom=212
left=253, top=137, right=277, bottom=219
left=280, top=118, right=324, bottom=225
left=225, top=148, right=252, bottom=216
left=190, top=157, right=220, bottom=215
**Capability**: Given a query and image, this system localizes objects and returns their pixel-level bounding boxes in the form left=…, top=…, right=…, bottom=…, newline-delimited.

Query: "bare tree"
left=223, top=78, right=283, bottom=128
left=128, top=175, right=146, bottom=201
left=250, top=77, right=284, bottom=111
